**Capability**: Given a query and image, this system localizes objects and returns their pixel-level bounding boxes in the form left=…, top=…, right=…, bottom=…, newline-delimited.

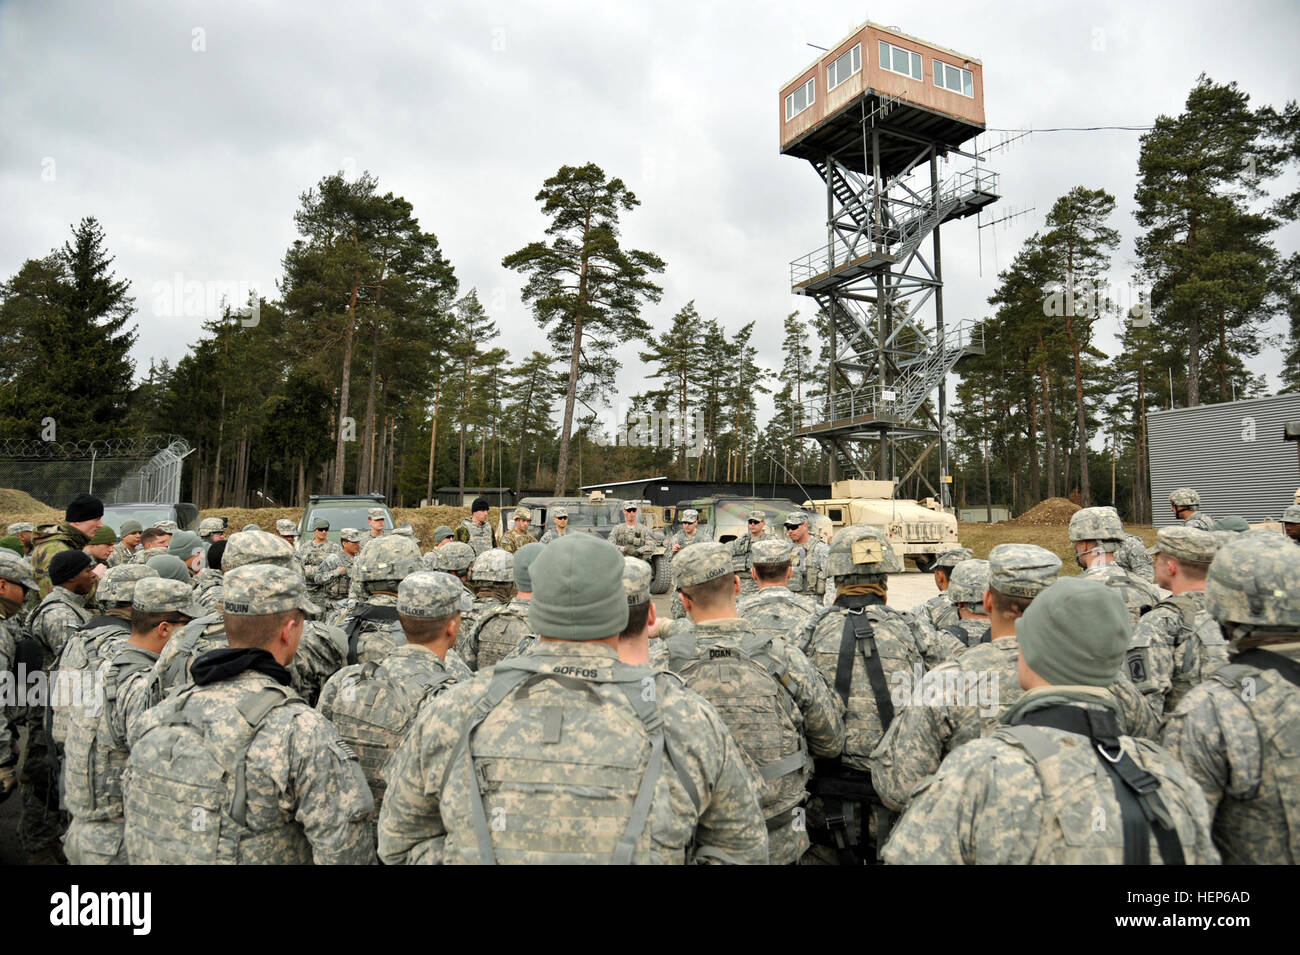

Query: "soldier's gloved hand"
left=0, top=756, right=17, bottom=804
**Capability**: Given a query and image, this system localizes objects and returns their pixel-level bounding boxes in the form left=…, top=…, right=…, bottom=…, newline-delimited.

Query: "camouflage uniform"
left=1116, top=533, right=1156, bottom=582
left=1069, top=507, right=1161, bottom=631
left=667, top=510, right=712, bottom=618
left=736, top=539, right=817, bottom=642
left=454, top=517, right=497, bottom=556
left=1161, top=534, right=1300, bottom=864
left=336, top=535, right=425, bottom=668
left=463, top=596, right=533, bottom=671
left=906, top=548, right=971, bottom=634
left=30, top=522, right=92, bottom=598
left=784, top=512, right=829, bottom=595
left=882, top=577, right=1219, bottom=865
left=608, top=520, right=654, bottom=560
left=62, top=579, right=205, bottom=864
left=105, top=536, right=138, bottom=569
left=313, top=528, right=360, bottom=620
left=0, top=553, right=38, bottom=804
left=500, top=507, right=535, bottom=554
left=1170, top=487, right=1216, bottom=531
left=936, top=558, right=992, bottom=650
left=1126, top=527, right=1229, bottom=717
left=728, top=513, right=778, bottom=596
left=193, top=566, right=224, bottom=611
left=456, top=548, right=514, bottom=669
left=124, top=565, right=376, bottom=863
left=299, top=533, right=343, bottom=583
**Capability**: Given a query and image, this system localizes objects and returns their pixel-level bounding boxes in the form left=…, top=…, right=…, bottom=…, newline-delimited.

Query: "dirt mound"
left=1009, top=497, right=1081, bottom=526
left=0, top=489, right=62, bottom=533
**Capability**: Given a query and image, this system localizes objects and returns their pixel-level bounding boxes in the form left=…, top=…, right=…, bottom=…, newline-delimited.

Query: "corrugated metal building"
left=1147, top=394, right=1300, bottom=527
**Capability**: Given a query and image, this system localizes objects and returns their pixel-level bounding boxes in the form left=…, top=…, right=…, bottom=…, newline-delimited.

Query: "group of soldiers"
left=0, top=483, right=1295, bottom=864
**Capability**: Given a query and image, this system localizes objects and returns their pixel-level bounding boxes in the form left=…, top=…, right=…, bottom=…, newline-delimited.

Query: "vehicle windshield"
left=543, top=503, right=612, bottom=528
left=304, top=506, right=390, bottom=541
left=102, top=507, right=174, bottom=534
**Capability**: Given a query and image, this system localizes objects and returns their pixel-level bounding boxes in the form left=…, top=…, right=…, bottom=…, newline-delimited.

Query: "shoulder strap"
left=1155, top=593, right=1200, bottom=630
left=665, top=631, right=696, bottom=671
left=1231, top=649, right=1300, bottom=690
left=229, top=686, right=297, bottom=826
left=836, top=611, right=894, bottom=729
left=80, top=615, right=130, bottom=634
left=343, top=604, right=400, bottom=665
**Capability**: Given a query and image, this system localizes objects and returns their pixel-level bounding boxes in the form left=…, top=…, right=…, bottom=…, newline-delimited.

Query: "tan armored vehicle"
left=803, top=479, right=960, bottom=572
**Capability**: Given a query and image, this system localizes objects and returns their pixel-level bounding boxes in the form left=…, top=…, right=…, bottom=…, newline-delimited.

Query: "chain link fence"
left=0, top=436, right=192, bottom=508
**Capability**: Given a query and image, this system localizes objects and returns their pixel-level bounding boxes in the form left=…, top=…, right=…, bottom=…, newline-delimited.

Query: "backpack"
left=323, top=661, right=457, bottom=806
left=666, top=629, right=808, bottom=820
left=340, top=604, right=402, bottom=666
left=470, top=603, right=533, bottom=671
left=123, top=684, right=310, bottom=864
left=157, top=613, right=225, bottom=692
left=50, top=616, right=130, bottom=746
left=441, top=656, right=683, bottom=864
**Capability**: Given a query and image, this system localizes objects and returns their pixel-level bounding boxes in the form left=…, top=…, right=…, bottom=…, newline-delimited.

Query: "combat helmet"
left=825, top=524, right=904, bottom=579
left=1205, top=534, right=1300, bottom=636
left=438, top=541, right=475, bottom=574
left=95, top=564, right=160, bottom=605
left=353, top=535, right=423, bottom=585
left=0, top=551, right=38, bottom=592
left=1169, top=487, right=1201, bottom=508
left=1068, top=506, right=1126, bottom=567
left=470, top=547, right=515, bottom=583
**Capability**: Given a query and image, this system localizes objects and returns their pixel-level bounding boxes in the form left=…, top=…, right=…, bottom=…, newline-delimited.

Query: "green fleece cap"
left=513, top=542, right=544, bottom=592
left=1016, top=577, right=1128, bottom=687
left=529, top=534, right=628, bottom=641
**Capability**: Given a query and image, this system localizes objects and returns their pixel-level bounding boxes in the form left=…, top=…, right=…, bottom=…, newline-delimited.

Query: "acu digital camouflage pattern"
left=193, top=567, right=224, bottom=612
left=665, top=616, right=844, bottom=864
left=92, top=563, right=159, bottom=606
left=454, top=517, right=497, bottom=556
left=824, top=524, right=905, bottom=578
left=1115, top=534, right=1155, bottom=582
left=727, top=524, right=777, bottom=595
left=1082, top=562, right=1162, bottom=632
left=377, top=641, right=769, bottom=864
left=353, top=536, right=423, bottom=586
left=1068, top=506, right=1125, bottom=543
left=397, top=571, right=464, bottom=619
left=945, top=559, right=989, bottom=605
left=1127, top=591, right=1229, bottom=716
left=1204, top=533, right=1300, bottom=631
left=608, top=520, right=656, bottom=558
left=736, top=586, right=817, bottom=644
left=987, top=544, right=1061, bottom=599
left=622, top=556, right=651, bottom=605
left=882, top=690, right=1220, bottom=864
left=673, top=542, right=734, bottom=588
left=124, top=669, right=376, bottom=863
left=787, top=534, right=829, bottom=596
left=470, top=547, right=514, bottom=584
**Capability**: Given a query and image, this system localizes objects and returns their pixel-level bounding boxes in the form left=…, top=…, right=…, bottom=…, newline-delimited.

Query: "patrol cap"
left=368, top=508, right=386, bottom=521
left=1068, top=506, right=1125, bottom=542
left=51, top=549, right=93, bottom=586
left=673, top=542, right=733, bottom=588
left=1169, top=487, right=1201, bottom=507
left=117, top=520, right=142, bottom=536
left=529, top=534, right=628, bottom=641
left=471, top=547, right=514, bottom=583
left=784, top=511, right=809, bottom=527
left=988, top=544, right=1061, bottom=598
left=551, top=506, right=569, bottom=519
left=89, top=526, right=117, bottom=545
left=680, top=509, right=698, bottom=523
left=1206, top=533, right=1300, bottom=630
left=512, top=506, right=531, bottom=521
left=1214, top=515, right=1249, bottom=534
left=1150, top=526, right=1218, bottom=564
left=146, top=554, right=191, bottom=583
left=934, top=547, right=973, bottom=570
left=622, top=556, right=651, bottom=605
left=946, top=558, right=990, bottom=605
left=132, top=577, right=205, bottom=618
left=514, top=542, right=544, bottom=591
left=0, top=552, right=38, bottom=592
left=339, top=527, right=362, bottom=543
left=312, top=517, right=330, bottom=531
left=439, top=541, right=474, bottom=573
left=6, top=522, right=33, bottom=535
left=167, top=530, right=204, bottom=559
left=622, top=501, right=639, bottom=512
left=751, top=539, right=792, bottom=564
left=1282, top=505, right=1300, bottom=524
left=397, top=571, right=463, bottom=619
left=433, top=525, right=453, bottom=543
left=153, top=520, right=179, bottom=534
left=198, top=517, right=225, bottom=537
left=95, top=563, right=160, bottom=605
left=746, top=509, right=766, bottom=522
left=275, top=519, right=299, bottom=537
left=1017, top=577, right=1129, bottom=687
left=222, top=564, right=320, bottom=617
left=221, top=529, right=296, bottom=572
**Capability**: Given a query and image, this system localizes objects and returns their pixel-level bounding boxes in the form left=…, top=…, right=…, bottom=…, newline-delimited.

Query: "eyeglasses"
left=626, top=509, right=638, bottom=513
left=784, top=524, right=800, bottom=530
left=748, top=520, right=762, bottom=525
left=683, top=520, right=697, bottom=525
left=555, top=516, right=568, bottom=520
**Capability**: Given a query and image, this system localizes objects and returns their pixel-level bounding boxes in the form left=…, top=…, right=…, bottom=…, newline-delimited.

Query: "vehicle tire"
left=650, top=554, right=672, bottom=595
left=911, top=554, right=936, bottom=574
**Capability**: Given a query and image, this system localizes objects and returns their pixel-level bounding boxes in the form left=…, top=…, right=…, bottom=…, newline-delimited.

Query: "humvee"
left=803, top=479, right=959, bottom=572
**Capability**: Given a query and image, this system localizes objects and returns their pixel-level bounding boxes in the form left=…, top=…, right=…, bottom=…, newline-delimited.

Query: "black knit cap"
left=50, top=549, right=92, bottom=586
left=65, top=493, right=104, bottom=523
left=471, top=498, right=490, bottom=514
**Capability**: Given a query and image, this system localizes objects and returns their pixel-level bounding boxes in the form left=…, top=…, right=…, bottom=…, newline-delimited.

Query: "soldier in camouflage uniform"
left=872, top=544, right=1161, bottom=816
left=1169, top=486, right=1216, bottom=531
left=456, top=548, right=515, bottom=669
left=453, top=498, right=497, bottom=556
left=905, top=547, right=970, bottom=633
left=63, top=578, right=205, bottom=864
left=315, top=527, right=362, bottom=620
left=1161, top=533, right=1300, bottom=863
left=299, top=517, right=342, bottom=591
left=318, top=571, right=469, bottom=815
left=378, top=533, right=769, bottom=864
left=105, top=520, right=143, bottom=569
left=736, top=538, right=817, bottom=643
left=197, top=515, right=227, bottom=549
left=784, top=511, right=829, bottom=596
left=728, top=509, right=777, bottom=597
left=0, top=552, right=38, bottom=806
left=126, top=527, right=171, bottom=565
left=461, top=543, right=540, bottom=671
left=608, top=501, right=657, bottom=564
left=1069, top=506, right=1162, bottom=631
left=537, top=506, right=571, bottom=545
left=1283, top=504, right=1300, bottom=545
left=1126, top=527, right=1229, bottom=718
left=193, top=539, right=226, bottom=612
left=612, top=556, right=669, bottom=669
left=30, top=493, right=104, bottom=597
left=501, top=506, right=535, bottom=554
left=667, top=508, right=711, bottom=619
left=1116, top=532, right=1156, bottom=582
left=123, top=565, right=376, bottom=863
left=436, top=541, right=478, bottom=619
left=336, top=535, right=427, bottom=668
left=881, top=576, right=1218, bottom=865
left=49, top=564, right=160, bottom=748
left=666, top=542, right=843, bottom=865
left=941, top=559, right=992, bottom=648
left=8, top=522, right=35, bottom=556
left=366, top=506, right=388, bottom=541
left=153, top=530, right=348, bottom=707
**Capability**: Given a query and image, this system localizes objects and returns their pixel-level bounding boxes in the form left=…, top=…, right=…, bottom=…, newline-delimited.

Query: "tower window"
left=934, top=59, right=974, bottom=97
left=827, top=43, right=862, bottom=90
left=785, top=77, right=815, bottom=121
left=878, top=40, right=922, bottom=81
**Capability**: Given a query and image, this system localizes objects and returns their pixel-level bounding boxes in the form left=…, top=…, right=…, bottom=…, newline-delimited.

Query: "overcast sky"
left=2, top=0, right=1297, bottom=439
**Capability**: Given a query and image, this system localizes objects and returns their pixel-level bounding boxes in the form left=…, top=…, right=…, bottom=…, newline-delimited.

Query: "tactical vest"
left=124, top=684, right=311, bottom=864
left=1088, top=565, right=1158, bottom=629
left=63, top=645, right=156, bottom=822
left=1203, top=650, right=1300, bottom=863
left=323, top=661, right=457, bottom=807
left=459, top=519, right=495, bottom=557
left=158, top=613, right=225, bottom=691
left=994, top=705, right=1190, bottom=865
left=665, top=629, right=808, bottom=821
left=738, top=590, right=814, bottom=645
left=341, top=604, right=402, bottom=666
left=471, top=603, right=533, bottom=671
left=943, top=619, right=992, bottom=649
left=1127, top=593, right=1229, bottom=710
left=442, top=657, right=685, bottom=864
left=319, top=554, right=354, bottom=601
left=50, top=615, right=130, bottom=746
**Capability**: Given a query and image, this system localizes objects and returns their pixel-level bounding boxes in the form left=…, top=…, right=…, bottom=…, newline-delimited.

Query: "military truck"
left=668, top=496, right=833, bottom=546
left=803, top=479, right=959, bottom=572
